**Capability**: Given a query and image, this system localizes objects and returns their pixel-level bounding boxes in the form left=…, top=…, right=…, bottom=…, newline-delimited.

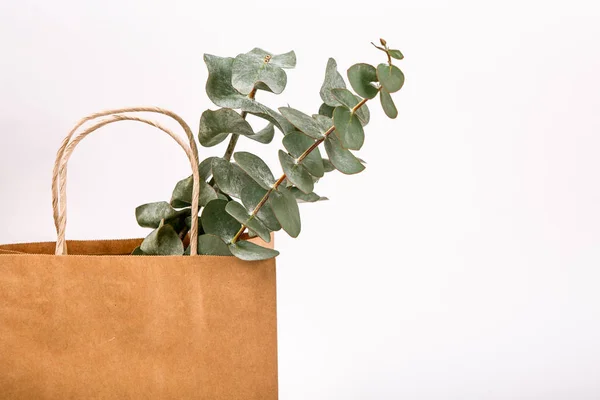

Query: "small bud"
left=380, top=38, right=387, bottom=47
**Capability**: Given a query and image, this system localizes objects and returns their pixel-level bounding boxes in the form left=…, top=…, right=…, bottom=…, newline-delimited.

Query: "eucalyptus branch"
left=231, top=95, right=374, bottom=244
left=222, top=88, right=257, bottom=161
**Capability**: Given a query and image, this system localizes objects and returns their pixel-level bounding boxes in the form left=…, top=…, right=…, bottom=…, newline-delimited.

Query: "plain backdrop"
left=1, top=0, right=599, bottom=398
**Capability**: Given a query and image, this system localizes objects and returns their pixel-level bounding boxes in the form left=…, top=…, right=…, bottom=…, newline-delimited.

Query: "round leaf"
left=225, top=201, right=271, bottom=243
left=376, top=63, right=405, bottom=93
left=320, top=58, right=347, bottom=107
left=140, top=225, right=184, bottom=255
left=324, top=132, right=365, bottom=175
left=331, top=88, right=370, bottom=126
left=333, top=106, right=365, bottom=151
left=282, top=132, right=324, bottom=178
left=136, top=202, right=179, bottom=229
left=228, top=240, right=279, bottom=261
left=388, top=49, right=404, bottom=60
left=380, top=88, right=398, bottom=119
left=278, top=150, right=314, bottom=194
left=241, top=185, right=281, bottom=231
left=269, top=187, right=301, bottom=238
left=198, top=108, right=254, bottom=147
left=234, top=151, right=276, bottom=190
left=201, top=199, right=241, bottom=243
left=170, top=175, right=218, bottom=208
left=212, top=158, right=260, bottom=199
left=347, top=63, right=379, bottom=99
left=197, top=234, right=232, bottom=256
left=279, top=107, right=325, bottom=139
left=232, top=48, right=289, bottom=95
left=318, top=103, right=335, bottom=118
left=290, top=187, right=328, bottom=203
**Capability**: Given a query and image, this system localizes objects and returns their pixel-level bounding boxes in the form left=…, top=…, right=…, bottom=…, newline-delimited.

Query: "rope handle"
left=52, top=108, right=200, bottom=256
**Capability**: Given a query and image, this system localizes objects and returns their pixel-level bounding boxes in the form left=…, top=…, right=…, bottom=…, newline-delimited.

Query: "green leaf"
left=380, top=88, right=398, bottom=119
left=270, top=50, right=297, bottom=68
left=140, top=225, right=184, bottom=255
left=290, top=187, right=328, bottom=203
left=165, top=209, right=192, bottom=233
left=197, top=234, right=232, bottom=256
left=376, top=63, right=404, bottom=93
left=225, top=201, right=271, bottom=243
left=136, top=202, right=180, bottom=228
left=347, top=63, right=379, bottom=99
left=203, top=54, right=294, bottom=134
left=199, top=157, right=218, bottom=180
left=322, top=158, right=335, bottom=173
left=282, top=131, right=324, bottom=178
left=269, top=186, right=301, bottom=238
left=228, top=240, right=279, bottom=261
left=279, top=107, right=325, bottom=139
left=170, top=175, right=218, bottom=208
left=198, top=108, right=254, bottom=147
left=388, top=49, right=404, bottom=60
left=201, top=199, right=241, bottom=243
left=333, top=106, right=365, bottom=150
left=231, top=48, right=292, bottom=95
left=278, top=150, right=314, bottom=194
left=318, top=103, right=335, bottom=118
left=252, top=123, right=275, bottom=144
left=324, top=131, right=365, bottom=175
left=320, top=58, right=347, bottom=107
left=212, top=158, right=260, bottom=199
left=131, top=246, right=145, bottom=255
left=331, top=88, right=370, bottom=126
left=233, top=151, right=276, bottom=190
left=240, top=185, right=281, bottom=231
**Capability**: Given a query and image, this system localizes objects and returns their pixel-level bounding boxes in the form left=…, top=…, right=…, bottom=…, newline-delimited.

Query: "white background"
left=1, top=0, right=600, bottom=398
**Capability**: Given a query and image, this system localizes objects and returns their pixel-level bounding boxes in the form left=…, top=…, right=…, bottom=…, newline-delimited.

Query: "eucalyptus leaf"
left=282, top=131, right=324, bottom=178
left=170, top=175, right=218, bottom=208
left=279, top=107, right=325, bottom=139
left=232, top=48, right=289, bottom=95
left=318, top=103, right=335, bottom=118
left=198, top=108, right=254, bottom=147
left=278, top=150, right=314, bottom=194
left=269, top=186, right=301, bottom=237
left=320, top=58, right=347, bottom=107
left=252, top=123, right=275, bottom=144
left=347, top=63, right=379, bottom=99
left=290, top=187, right=328, bottom=203
left=203, top=54, right=294, bottom=134
left=322, top=158, right=336, bottom=173
left=233, top=151, right=276, bottom=190
left=388, top=49, right=404, bottom=60
left=331, top=88, right=370, bottom=126
left=212, top=157, right=261, bottom=199
left=270, top=50, right=297, bottom=68
left=333, top=106, right=365, bottom=150
left=136, top=202, right=180, bottom=229
left=313, top=114, right=334, bottom=132
left=199, top=156, right=218, bottom=180
left=380, top=88, right=398, bottom=119
left=197, top=234, right=232, bottom=256
left=201, top=199, right=241, bottom=243
left=131, top=246, right=145, bottom=255
left=324, top=131, right=365, bottom=175
left=225, top=201, right=271, bottom=243
left=228, top=240, right=279, bottom=261
left=376, top=63, right=404, bottom=93
left=241, top=185, right=281, bottom=231
left=140, top=225, right=184, bottom=255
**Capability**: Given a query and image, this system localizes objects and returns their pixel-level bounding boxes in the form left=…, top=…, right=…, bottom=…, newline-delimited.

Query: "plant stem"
left=230, top=94, right=373, bottom=244
left=209, top=88, right=258, bottom=188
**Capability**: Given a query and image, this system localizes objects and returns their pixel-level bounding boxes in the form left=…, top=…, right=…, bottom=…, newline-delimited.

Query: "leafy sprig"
left=134, top=40, right=405, bottom=260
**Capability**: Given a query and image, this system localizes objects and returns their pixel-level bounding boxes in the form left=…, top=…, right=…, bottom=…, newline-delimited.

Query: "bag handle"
left=53, top=108, right=201, bottom=256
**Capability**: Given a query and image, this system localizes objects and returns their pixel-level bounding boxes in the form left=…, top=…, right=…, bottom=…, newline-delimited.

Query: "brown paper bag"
left=0, top=109, right=278, bottom=399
